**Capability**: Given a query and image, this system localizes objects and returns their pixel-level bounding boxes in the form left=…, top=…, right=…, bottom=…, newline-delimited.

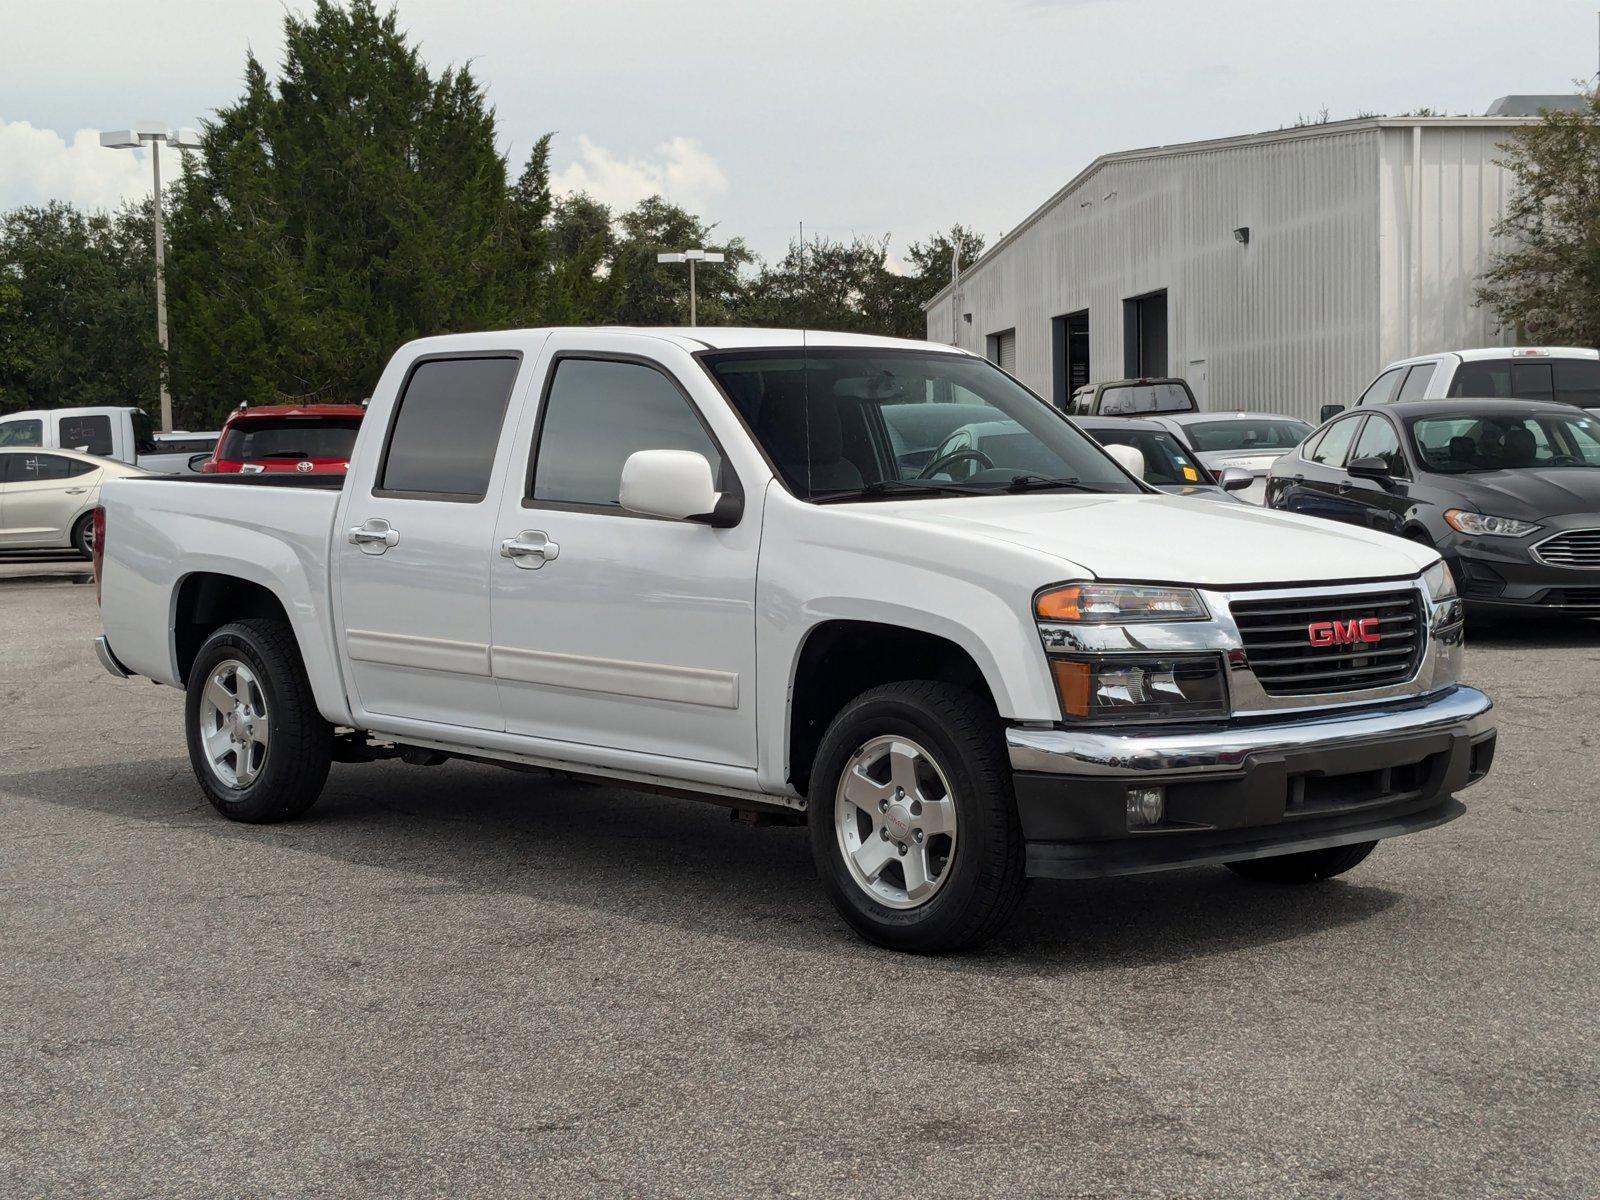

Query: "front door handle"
left=1337, top=480, right=1356, bottom=493
left=500, top=530, right=559, bottom=569
left=348, top=518, right=399, bottom=554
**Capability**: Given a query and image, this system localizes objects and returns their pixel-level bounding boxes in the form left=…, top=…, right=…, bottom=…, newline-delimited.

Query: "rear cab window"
left=1096, top=382, right=1194, bottom=415
left=1447, top=356, right=1600, bottom=408
left=376, top=356, right=522, bottom=500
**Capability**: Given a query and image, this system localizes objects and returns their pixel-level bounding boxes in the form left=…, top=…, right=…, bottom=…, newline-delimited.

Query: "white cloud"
left=551, top=135, right=728, bottom=215
left=0, top=118, right=154, bottom=212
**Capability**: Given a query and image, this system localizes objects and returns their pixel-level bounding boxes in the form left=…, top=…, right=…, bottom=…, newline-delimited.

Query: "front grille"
left=1534, top=528, right=1600, bottom=569
left=1230, top=589, right=1424, bottom=697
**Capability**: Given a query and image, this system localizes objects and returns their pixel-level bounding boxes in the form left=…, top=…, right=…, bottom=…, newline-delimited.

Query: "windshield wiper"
left=813, top=479, right=992, bottom=503
left=1001, top=474, right=1101, bottom=494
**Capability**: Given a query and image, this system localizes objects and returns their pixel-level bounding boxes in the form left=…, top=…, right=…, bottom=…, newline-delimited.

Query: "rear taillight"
left=91, top=506, right=106, bottom=605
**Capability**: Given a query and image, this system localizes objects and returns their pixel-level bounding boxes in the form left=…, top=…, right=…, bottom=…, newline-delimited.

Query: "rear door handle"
left=348, top=518, right=399, bottom=554
left=65, top=487, right=89, bottom=495
left=500, top=530, right=559, bottom=569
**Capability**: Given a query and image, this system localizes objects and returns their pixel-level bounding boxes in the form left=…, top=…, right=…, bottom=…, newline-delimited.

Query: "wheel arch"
left=785, top=619, right=1000, bottom=796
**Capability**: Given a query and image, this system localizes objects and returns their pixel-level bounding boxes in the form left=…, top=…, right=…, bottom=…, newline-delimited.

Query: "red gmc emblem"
left=1308, top=618, right=1381, bottom=647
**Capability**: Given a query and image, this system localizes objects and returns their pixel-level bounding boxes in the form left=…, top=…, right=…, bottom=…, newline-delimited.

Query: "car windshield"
left=1408, top=411, right=1600, bottom=473
left=1097, top=382, right=1192, bottom=415
left=1182, top=417, right=1312, bottom=452
left=702, top=350, right=1140, bottom=501
left=1086, top=427, right=1212, bottom=486
left=220, top=418, right=361, bottom=463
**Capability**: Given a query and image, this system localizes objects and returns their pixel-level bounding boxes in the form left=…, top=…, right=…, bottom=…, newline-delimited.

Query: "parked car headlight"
left=1443, top=509, right=1540, bottom=538
left=1035, top=583, right=1208, bottom=623
left=1049, top=654, right=1228, bottom=721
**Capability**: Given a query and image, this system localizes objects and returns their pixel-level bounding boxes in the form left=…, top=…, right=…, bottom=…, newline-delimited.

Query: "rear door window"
left=0, top=419, right=43, bottom=447
left=58, top=414, right=114, bottom=456
left=377, top=356, right=521, bottom=500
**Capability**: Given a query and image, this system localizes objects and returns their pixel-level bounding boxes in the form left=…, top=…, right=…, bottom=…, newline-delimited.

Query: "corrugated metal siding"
left=929, top=121, right=1525, bottom=422
left=1377, top=125, right=1516, bottom=365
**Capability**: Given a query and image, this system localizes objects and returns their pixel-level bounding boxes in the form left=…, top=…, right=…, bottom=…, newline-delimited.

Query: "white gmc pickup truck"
left=94, top=328, right=1497, bottom=952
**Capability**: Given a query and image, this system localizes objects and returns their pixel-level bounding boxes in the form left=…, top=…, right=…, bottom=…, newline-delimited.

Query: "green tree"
left=609, top=196, right=751, bottom=326
left=0, top=200, right=159, bottom=414
left=1477, top=90, right=1600, bottom=345
left=167, top=0, right=551, bottom=423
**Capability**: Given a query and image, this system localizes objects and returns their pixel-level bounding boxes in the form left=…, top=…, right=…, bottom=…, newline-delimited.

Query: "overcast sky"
left=1, top=0, right=1593, bottom=260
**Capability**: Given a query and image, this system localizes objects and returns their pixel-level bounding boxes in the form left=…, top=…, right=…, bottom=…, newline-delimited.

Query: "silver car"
left=1145, top=412, right=1314, bottom=504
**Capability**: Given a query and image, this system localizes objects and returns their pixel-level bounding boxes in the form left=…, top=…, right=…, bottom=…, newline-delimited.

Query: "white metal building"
left=924, top=116, right=1539, bottom=421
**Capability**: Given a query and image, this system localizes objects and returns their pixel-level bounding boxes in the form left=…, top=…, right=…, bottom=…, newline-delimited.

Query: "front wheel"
left=185, top=618, right=332, bottom=823
left=1225, top=841, right=1376, bottom=883
left=808, top=681, right=1026, bottom=953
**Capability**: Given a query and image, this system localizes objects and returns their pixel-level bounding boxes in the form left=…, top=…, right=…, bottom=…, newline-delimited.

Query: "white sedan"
left=1145, top=411, right=1314, bottom=504
left=1, top=448, right=146, bottom=557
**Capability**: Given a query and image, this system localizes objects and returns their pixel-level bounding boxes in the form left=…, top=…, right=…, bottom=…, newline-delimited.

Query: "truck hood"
left=857, top=492, right=1435, bottom=587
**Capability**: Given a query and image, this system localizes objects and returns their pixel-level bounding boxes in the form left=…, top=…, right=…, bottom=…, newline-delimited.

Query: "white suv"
left=1323, top=347, right=1600, bottom=420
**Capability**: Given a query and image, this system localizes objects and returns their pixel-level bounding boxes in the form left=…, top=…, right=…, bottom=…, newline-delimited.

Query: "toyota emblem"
left=295, top=460, right=314, bottom=473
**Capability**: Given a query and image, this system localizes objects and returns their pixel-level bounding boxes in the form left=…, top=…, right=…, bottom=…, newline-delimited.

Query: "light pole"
left=100, top=122, right=202, bottom=432
left=656, top=248, right=725, bottom=326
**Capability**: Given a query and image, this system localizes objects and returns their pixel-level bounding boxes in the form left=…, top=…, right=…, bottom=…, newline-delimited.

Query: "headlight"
left=1422, top=559, right=1458, bottom=602
left=1443, top=509, right=1540, bottom=538
left=1423, top=559, right=1464, bottom=630
left=1036, top=583, right=1208, bottom=623
left=1050, top=654, right=1227, bottom=721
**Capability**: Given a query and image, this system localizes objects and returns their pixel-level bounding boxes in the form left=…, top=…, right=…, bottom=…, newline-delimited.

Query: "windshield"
left=1409, top=411, right=1600, bottom=473
left=0, top=418, right=43, bottom=447
left=220, top=418, right=361, bottom=463
left=1097, top=382, right=1193, bottom=415
left=1446, top=357, right=1600, bottom=408
left=1183, top=417, right=1312, bottom=453
left=1086, top=427, right=1212, bottom=486
left=702, top=350, right=1140, bottom=501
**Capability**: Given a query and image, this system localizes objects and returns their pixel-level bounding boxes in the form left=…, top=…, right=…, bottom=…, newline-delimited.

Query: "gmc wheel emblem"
left=1308, top=618, right=1381, bottom=647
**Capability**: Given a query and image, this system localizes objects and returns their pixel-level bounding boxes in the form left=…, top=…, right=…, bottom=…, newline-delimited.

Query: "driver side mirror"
left=1218, top=466, right=1253, bottom=492
left=620, top=449, right=740, bottom=526
left=1319, top=404, right=1346, bottom=422
left=1346, top=456, right=1395, bottom=484
left=187, top=453, right=211, bottom=473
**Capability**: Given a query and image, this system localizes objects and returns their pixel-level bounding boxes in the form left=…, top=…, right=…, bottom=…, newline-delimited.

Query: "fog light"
left=1126, top=786, right=1165, bottom=829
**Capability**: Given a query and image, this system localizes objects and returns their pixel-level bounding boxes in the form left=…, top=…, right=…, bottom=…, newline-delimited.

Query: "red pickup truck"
left=200, top=404, right=365, bottom=475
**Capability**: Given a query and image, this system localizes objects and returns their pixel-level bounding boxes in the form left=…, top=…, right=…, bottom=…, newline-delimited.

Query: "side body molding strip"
left=491, top=645, right=739, bottom=709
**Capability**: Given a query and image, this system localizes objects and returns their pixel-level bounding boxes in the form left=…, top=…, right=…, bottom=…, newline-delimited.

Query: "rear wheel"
left=1225, top=840, right=1376, bottom=883
left=70, top=512, right=94, bottom=559
left=185, top=618, right=332, bottom=823
left=808, top=681, right=1026, bottom=953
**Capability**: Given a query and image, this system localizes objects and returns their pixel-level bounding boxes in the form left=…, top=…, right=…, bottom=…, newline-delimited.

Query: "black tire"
left=1224, top=840, right=1377, bottom=884
left=185, top=618, right=332, bottom=823
left=807, top=681, right=1026, bottom=953
left=70, top=512, right=94, bottom=559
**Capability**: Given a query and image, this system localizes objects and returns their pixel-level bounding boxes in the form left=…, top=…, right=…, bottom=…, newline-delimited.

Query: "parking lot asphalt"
left=2, top=582, right=1596, bottom=1199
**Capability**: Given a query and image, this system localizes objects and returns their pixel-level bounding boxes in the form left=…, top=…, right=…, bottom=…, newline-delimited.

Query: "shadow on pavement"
left=4, top=754, right=1403, bottom=975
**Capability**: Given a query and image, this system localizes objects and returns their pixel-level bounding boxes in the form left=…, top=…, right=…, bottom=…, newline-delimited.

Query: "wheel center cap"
left=885, top=802, right=912, bottom=841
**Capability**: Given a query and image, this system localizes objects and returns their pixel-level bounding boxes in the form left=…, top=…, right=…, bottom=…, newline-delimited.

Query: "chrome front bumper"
left=1007, top=685, right=1494, bottom=778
